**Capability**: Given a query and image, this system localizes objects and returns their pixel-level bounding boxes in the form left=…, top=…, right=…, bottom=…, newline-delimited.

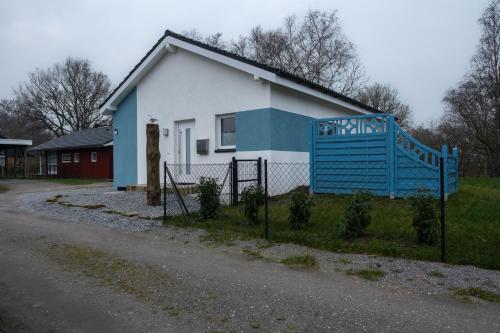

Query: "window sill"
left=214, top=148, right=236, bottom=153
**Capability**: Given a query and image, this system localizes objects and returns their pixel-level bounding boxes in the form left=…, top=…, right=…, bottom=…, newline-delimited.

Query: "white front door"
left=175, top=120, right=195, bottom=175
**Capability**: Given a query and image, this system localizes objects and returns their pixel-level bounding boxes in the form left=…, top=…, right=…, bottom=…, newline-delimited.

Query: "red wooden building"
left=30, top=127, right=113, bottom=179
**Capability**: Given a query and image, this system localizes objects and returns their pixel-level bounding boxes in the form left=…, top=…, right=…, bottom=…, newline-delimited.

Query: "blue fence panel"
left=310, top=114, right=459, bottom=198
left=311, top=114, right=391, bottom=196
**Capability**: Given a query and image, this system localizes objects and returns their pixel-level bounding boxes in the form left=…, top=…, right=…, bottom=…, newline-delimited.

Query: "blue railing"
left=310, top=114, right=459, bottom=198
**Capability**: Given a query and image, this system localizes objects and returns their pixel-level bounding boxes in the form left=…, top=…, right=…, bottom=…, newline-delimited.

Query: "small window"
left=48, top=152, right=57, bottom=175
left=74, top=153, right=79, bottom=163
left=218, top=114, right=235, bottom=148
left=62, top=154, right=71, bottom=163
left=91, top=152, right=97, bottom=163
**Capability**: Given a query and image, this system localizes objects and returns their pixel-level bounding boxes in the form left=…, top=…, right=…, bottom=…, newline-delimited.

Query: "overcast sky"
left=0, top=0, right=490, bottom=124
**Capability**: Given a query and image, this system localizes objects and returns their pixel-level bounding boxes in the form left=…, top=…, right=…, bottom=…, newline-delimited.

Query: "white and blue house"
left=100, top=30, right=381, bottom=189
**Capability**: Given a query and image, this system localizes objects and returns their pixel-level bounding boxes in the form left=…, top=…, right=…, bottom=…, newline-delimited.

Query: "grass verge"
left=453, top=287, right=500, bottom=304
left=45, top=243, right=225, bottom=318
left=0, top=184, right=8, bottom=193
left=165, top=177, right=500, bottom=270
left=281, top=254, right=318, bottom=270
left=346, top=269, right=385, bottom=281
left=45, top=243, right=169, bottom=299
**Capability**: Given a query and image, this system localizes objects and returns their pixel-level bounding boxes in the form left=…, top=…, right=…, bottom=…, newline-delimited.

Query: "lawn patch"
left=336, top=258, right=352, bottom=265
left=346, top=269, right=385, bottom=281
left=453, top=288, right=500, bottom=304
left=281, top=254, right=317, bottom=270
left=427, top=270, right=445, bottom=278
left=0, top=184, right=9, bottom=193
left=165, top=177, right=500, bottom=270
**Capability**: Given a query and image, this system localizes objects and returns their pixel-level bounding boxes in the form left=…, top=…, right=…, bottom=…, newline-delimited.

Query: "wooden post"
left=146, top=123, right=161, bottom=206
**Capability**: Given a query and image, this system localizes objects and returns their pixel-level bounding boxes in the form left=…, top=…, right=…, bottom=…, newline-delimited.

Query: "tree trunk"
left=146, top=123, right=161, bottom=206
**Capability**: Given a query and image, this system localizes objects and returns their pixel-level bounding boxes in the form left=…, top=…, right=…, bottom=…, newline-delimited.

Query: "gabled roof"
left=29, top=127, right=113, bottom=151
left=100, top=30, right=382, bottom=115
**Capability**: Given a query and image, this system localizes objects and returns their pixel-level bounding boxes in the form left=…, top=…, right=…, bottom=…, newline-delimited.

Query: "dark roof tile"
left=29, top=127, right=113, bottom=151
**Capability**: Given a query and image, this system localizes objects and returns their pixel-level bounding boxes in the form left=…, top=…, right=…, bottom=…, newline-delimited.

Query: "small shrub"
left=288, top=189, right=314, bottom=230
left=197, top=177, right=222, bottom=219
left=408, top=189, right=438, bottom=244
left=241, top=185, right=265, bottom=225
left=339, top=190, right=372, bottom=239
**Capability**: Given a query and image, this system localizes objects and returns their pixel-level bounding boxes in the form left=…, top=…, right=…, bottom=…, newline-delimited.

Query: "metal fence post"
left=231, top=157, right=238, bottom=205
left=439, top=156, right=446, bottom=263
left=163, top=161, right=167, bottom=223
left=264, top=159, right=269, bottom=240
left=309, top=120, right=316, bottom=194
left=387, top=115, right=395, bottom=198
left=257, top=157, right=262, bottom=187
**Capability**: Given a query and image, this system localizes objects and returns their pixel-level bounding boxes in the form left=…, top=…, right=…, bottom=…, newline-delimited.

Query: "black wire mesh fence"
left=162, top=157, right=448, bottom=261
left=266, top=162, right=310, bottom=196
left=162, top=162, right=232, bottom=216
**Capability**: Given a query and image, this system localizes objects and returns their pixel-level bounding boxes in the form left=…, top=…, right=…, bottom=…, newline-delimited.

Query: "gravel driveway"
left=18, top=186, right=199, bottom=232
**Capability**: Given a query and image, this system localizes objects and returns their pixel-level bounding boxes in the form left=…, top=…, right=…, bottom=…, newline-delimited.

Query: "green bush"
left=288, top=189, right=314, bottom=230
left=197, top=177, right=222, bottom=219
left=339, top=190, right=372, bottom=239
left=241, top=185, right=265, bottom=225
left=408, top=189, right=438, bottom=244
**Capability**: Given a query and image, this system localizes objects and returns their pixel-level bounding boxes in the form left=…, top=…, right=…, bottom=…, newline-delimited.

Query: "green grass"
left=166, top=177, right=500, bottom=270
left=281, top=254, right=318, bottom=270
left=346, top=269, right=385, bottom=281
left=0, top=184, right=9, bottom=193
left=427, top=270, right=445, bottom=278
left=453, top=287, right=500, bottom=304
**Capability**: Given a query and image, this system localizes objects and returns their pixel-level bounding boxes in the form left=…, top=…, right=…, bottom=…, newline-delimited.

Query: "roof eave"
left=100, top=30, right=382, bottom=115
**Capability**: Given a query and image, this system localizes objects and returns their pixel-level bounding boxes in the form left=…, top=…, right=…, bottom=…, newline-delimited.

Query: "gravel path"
left=17, top=187, right=199, bottom=232
left=16, top=184, right=500, bottom=302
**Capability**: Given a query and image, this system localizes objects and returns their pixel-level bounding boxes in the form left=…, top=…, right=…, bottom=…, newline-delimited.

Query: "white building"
left=100, top=30, right=381, bottom=189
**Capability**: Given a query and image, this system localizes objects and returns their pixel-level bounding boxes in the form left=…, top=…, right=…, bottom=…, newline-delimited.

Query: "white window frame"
left=74, top=153, right=79, bottom=163
left=216, top=113, right=236, bottom=149
left=61, top=153, right=72, bottom=163
left=91, top=151, right=97, bottom=163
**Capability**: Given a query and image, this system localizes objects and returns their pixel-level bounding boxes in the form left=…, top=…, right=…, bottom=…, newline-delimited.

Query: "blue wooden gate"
left=310, top=114, right=458, bottom=198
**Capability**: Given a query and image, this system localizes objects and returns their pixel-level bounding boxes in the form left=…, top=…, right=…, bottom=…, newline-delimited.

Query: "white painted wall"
left=136, top=48, right=271, bottom=184
left=270, top=84, right=359, bottom=119
left=134, top=47, right=369, bottom=186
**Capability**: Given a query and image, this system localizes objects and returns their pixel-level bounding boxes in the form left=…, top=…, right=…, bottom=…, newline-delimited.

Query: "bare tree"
left=186, top=10, right=367, bottom=97
left=182, top=29, right=227, bottom=49
left=443, top=0, right=500, bottom=176
left=357, top=83, right=413, bottom=128
left=0, top=98, right=52, bottom=145
left=14, top=57, right=111, bottom=137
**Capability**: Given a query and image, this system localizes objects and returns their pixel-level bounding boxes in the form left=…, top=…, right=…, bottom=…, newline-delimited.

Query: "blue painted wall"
left=236, top=108, right=312, bottom=152
left=112, top=88, right=137, bottom=188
